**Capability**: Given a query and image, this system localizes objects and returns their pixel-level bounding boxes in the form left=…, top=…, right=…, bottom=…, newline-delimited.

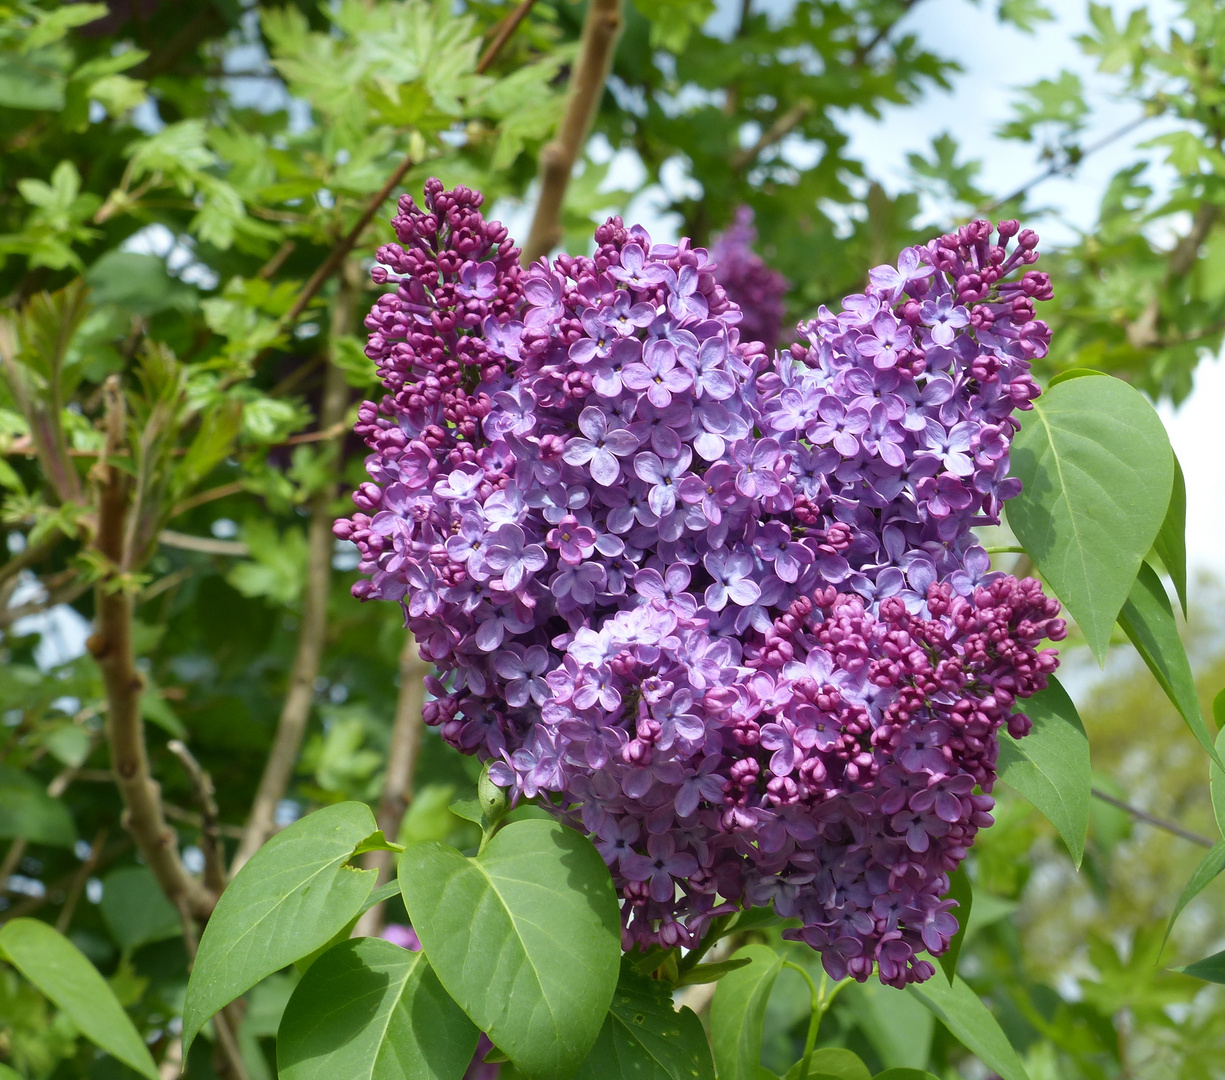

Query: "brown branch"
left=0, top=532, right=61, bottom=589
left=158, top=530, right=249, bottom=557
left=55, top=828, right=107, bottom=933
left=731, top=99, right=812, bottom=170
left=477, top=0, right=541, bottom=74
left=522, top=0, right=624, bottom=263
left=0, top=838, right=132, bottom=922
left=232, top=264, right=359, bottom=873
left=1091, top=788, right=1215, bottom=849
left=0, top=576, right=89, bottom=630
left=1128, top=201, right=1220, bottom=349
left=168, top=481, right=244, bottom=520
left=164, top=802, right=245, bottom=840
left=256, top=239, right=296, bottom=281
left=168, top=741, right=228, bottom=896
left=86, top=376, right=215, bottom=920
left=354, top=635, right=431, bottom=937
left=850, top=0, right=921, bottom=66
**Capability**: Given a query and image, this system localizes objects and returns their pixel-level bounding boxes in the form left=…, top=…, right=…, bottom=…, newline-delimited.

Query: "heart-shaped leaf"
left=0, top=765, right=75, bottom=846
left=939, top=864, right=973, bottom=982
left=398, top=818, right=620, bottom=1080
left=0, top=918, right=158, bottom=1080
left=1152, top=454, right=1187, bottom=616
left=1162, top=842, right=1225, bottom=954
left=183, top=802, right=381, bottom=1053
left=709, top=944, right=784, bottom=1080
left=908, top=974, right=1029, bottom=1080
left=277, top=937, right=479, bottom=1080
left=1007, top=375, right=1173, bottom=662
left=1180, top=949, right=1225, bottom=983
left=572, top=959, right=715, bottom=1079
left=997, top=677, right=1091, bottom=866
left=783, top=1047, right=871, bottom=1079
left=1118, top=563, right=1220, bottom=767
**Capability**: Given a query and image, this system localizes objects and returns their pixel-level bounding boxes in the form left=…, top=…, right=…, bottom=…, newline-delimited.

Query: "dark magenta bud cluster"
left=336, top=184, right=1065, bottom=986
left=709, top=206, right=789, bottom=350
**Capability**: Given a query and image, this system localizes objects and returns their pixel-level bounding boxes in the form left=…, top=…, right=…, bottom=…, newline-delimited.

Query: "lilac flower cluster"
left=709, top=206, right=789, bottom=350
left=336, top=182, right=1066, bottom=986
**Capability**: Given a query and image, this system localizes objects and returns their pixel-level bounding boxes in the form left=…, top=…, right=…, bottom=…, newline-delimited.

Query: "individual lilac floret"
left=337, top=188, right=1064, bottom=988
left=709, top=206, right=789, bottom=351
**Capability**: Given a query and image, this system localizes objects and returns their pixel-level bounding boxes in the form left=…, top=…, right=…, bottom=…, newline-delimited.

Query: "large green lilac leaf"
left=997, top=677, right=1091, bottom=866
left=0, top=765, right=76, bottom=847
left=183, top=802, right=382, bottom=1054
left=100, top=866, right=182, bottom=954
left=572, top=959, right=715, bottom=1080
left=277, top=938, right=478, bottom=1080
left=1180, top=949, right=1225, bottom=983
left=939, top=865, right=973, bottom=981
left=1162, top=842, right=1225, bottom=952
left=908, top=975, right=1029, bottom=1080
left=1118, top=563, right=1220, bottom=766
left=0, top=918, right=158, bottom=1080
left=782, top=1047, right=871, bottom=1079
left=709, top=944, right=784, bottom=1080
left=872, top=1071, right=941, bottom=1080
left=1152, top=455, right=1188, bottom=616
left=398, top=818, right=620, bottom=1080
left=1007, top=375, right=1173, bottom=662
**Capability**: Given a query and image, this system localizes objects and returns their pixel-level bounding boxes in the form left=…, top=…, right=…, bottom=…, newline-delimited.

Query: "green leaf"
left=1211, top=693, right=1225, bottom=838
left=277, top=938, right=478, bottom=1080
left=675, top=956, right=752, bottom=986
left=872, top=1071, right=941, bottom=1080
left=939, top=864, right=973, bottom=982
left=1117, top=563, right=1220, bottom=766
left=100, top=866, right=183, bottom=954
left=996, top=677, right=1091, bottom=866
left=0, top=765, right=76, bottom=847
left=398, top=818, right=621, bottom=1080
left=1152, top=455, right=1187, bottom=616
left=1007, top=375, right=1174, bottom=662
left=1162, top=842, right=1225, bottom=953
left=0, top=918, right=158, bottom=1080
left=842, top=981, right=933, bottom=1070
left=0, top=53, right=66, bottom=111
left=709, top=944, right=784, bottom=1080
left=907, top=975, right=1029, bottom=1080
left=0, top=1064, right=21, bottom=1080
left=572, top=959, right=715, bottom=1080
left=182, top=802, right=381, bottom=1054
left=783, top=1048, right=871, bottom=1079
left=1179, top=949, right=1225, bottom=983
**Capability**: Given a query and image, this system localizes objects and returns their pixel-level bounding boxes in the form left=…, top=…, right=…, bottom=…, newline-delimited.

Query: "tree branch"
left=86, top=376, right=215, bottom=920
left=477, top=0, right=541, bottom=74
left=354, top=635, right=431, bottom=937
left=231, top=264, right=358, bottom=873
left=731, top=99, right=812, bottom=170
left=158, top=530, right=249, bottom=557
left=54, top=828, right=107, bottom=933
left=168, top=740, right=228, bottom=896
left=522, top=0, right=624, bottom=263
left=1090, top=788, right=1215, bottom=849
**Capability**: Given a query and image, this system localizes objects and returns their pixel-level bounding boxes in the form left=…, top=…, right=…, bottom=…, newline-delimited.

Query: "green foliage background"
left=1, top=0, right=1224, bottom=1077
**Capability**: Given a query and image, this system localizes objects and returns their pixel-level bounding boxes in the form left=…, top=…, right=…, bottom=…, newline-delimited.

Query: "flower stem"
left=782, top=961, right=850, bottom=1080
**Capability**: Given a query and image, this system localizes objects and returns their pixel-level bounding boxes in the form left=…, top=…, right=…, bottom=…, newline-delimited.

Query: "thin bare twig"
left=168, top=481, right=244, bottom=520
left=522, top=0, right=624, bottom=263
left=477, top=0, right=540, bottom=74
left=731, top=100, right=812, bottom=170
left=158, top=530, right=249, bottom=558
left=0, top=532, right=61, bottom=589
left=982, top=113, right=1155, bottom=214
left=256, top=239, right=296, bottom=281
left=232, top=263, right=359, bottom=873
left=1091, top=788, right=1215, bottom=849
left=354, top=635, right=431, bottom=937
left=55, top=828, right=108, bottom=933
left=168, top=741, right=228, bottom=896
left=87, top=376, right=215, bottom=919
left=164, top=802, right=246, bottom=840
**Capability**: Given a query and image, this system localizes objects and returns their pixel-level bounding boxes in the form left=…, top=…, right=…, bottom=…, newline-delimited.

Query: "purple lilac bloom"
left=709, top=206, right=789, bottom=350
left=338, top=186, right=1064, bottom=987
